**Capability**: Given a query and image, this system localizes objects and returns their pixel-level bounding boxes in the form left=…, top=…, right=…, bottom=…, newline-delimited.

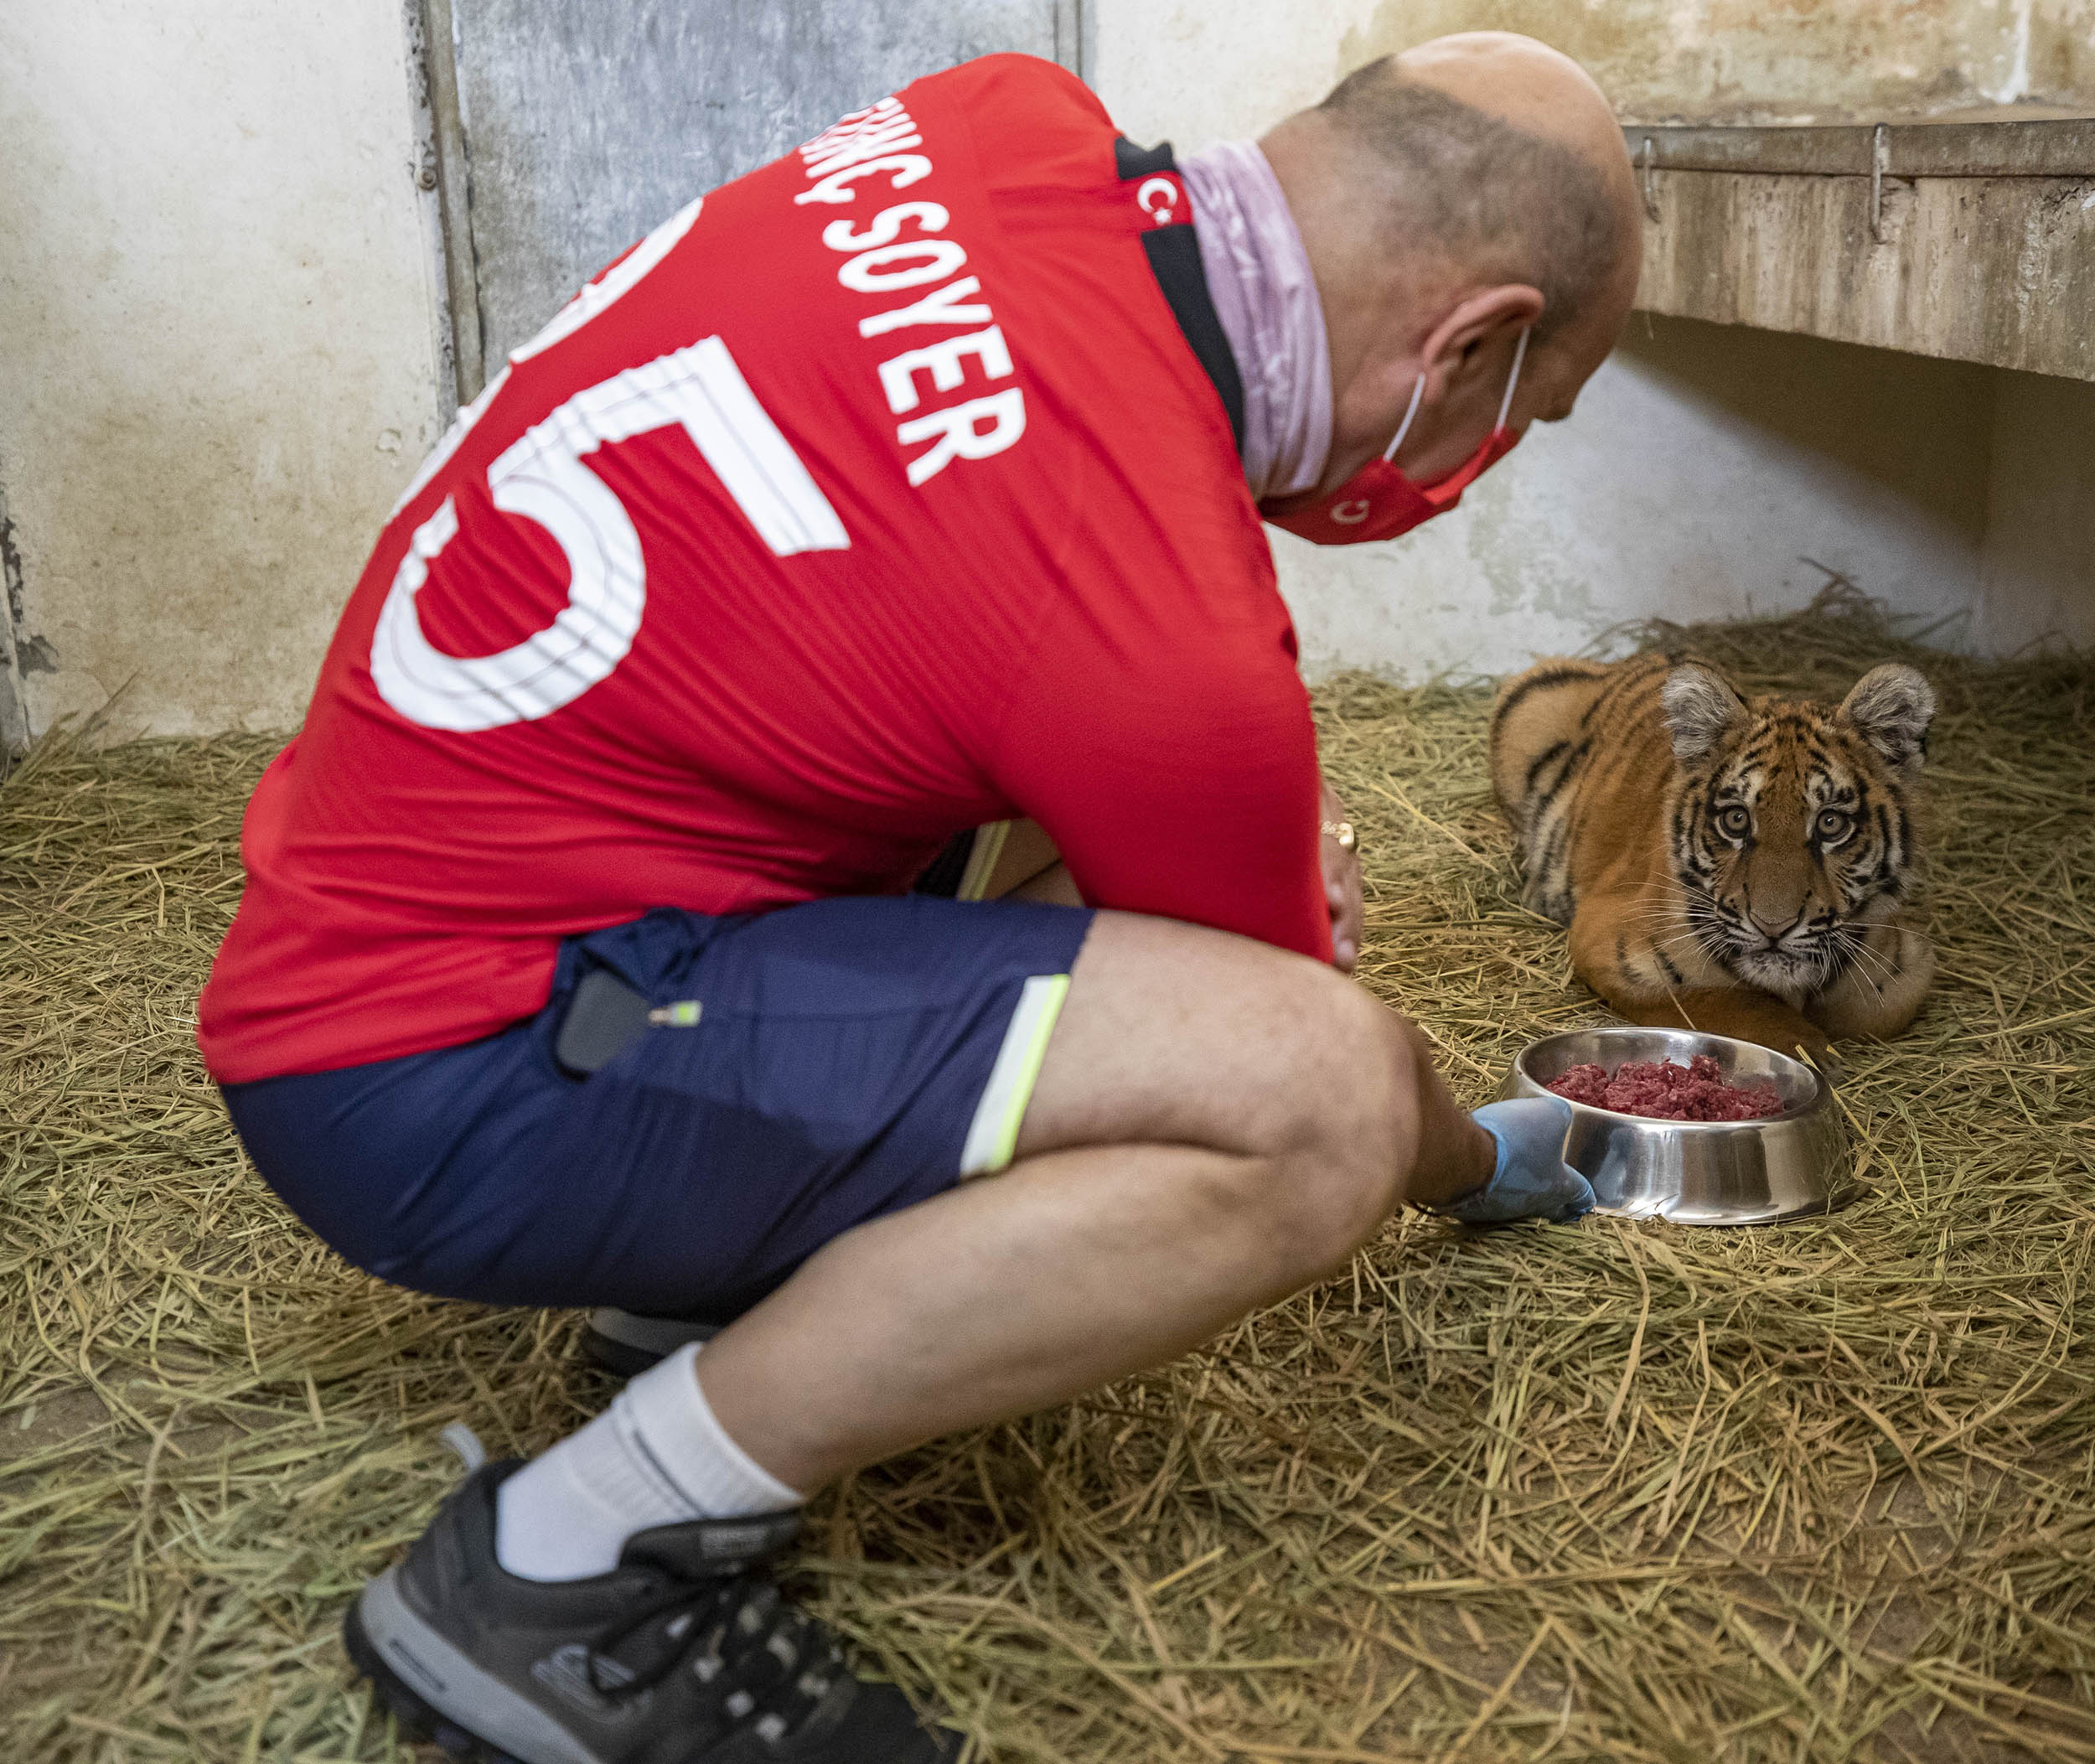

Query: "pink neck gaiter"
left=1177, top=140, right=1333, bottom=503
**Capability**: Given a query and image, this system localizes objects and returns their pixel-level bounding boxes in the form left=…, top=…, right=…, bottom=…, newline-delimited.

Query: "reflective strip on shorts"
left=958, top=971, right=1071, bottom=1177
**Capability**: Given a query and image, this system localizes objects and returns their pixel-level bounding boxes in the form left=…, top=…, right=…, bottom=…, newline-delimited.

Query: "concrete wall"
left=1090, top=0, right=2095, bottom=147
left=1980, top=367, right=2095, bottom=654
left=1335, top=0, right=2095, bottom=123
left=0, top=0, right=443, bottom=739
left=2, top=0, right=2089, bottom=742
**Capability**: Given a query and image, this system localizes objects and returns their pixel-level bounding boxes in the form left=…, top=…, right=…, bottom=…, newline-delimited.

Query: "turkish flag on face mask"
left=1265, top=327, right=1528, bottom=544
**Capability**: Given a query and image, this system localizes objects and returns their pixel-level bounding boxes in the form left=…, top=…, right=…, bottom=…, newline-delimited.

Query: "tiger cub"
left=1489, top=653, right=1937, bottom=1060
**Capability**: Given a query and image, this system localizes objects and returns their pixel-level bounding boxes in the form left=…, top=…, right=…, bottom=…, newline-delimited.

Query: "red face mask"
left=1266, top=328, right=1529, bottom=546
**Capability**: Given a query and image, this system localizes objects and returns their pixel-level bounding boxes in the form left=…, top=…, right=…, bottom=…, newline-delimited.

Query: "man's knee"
left=1019, top=916, right=1426, bottom=1264
left=1239, top=972, right=1423, bottom=1274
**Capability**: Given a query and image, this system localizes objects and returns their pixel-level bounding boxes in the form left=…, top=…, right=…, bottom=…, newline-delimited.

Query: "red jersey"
left=199, top=54, right=1327, bottom=1084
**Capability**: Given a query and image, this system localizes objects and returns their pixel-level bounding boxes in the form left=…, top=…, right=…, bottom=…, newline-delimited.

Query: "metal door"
left=417, top=0, right=1080, bottom=404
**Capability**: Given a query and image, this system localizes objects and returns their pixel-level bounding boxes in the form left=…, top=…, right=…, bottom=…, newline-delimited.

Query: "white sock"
left=494, top=1342, right=804, bottom=1582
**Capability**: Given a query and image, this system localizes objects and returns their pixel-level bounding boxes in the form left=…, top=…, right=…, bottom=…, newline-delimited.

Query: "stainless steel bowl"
left=1495, top=1026, right=1849, bottom=1225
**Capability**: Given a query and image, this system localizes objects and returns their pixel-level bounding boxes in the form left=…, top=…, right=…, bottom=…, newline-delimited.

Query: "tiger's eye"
left=1815, top=809, right=1853, bottom=843
left=1715, top=805, right=1751, bottom=839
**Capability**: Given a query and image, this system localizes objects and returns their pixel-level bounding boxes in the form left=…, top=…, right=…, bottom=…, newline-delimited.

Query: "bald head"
left=1394, top=30, right=1630, bottom=169
left=1308, top=34, right=1638, bottom=344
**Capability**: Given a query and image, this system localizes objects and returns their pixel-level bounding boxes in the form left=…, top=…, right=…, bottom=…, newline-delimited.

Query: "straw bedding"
left=3, top=590, right=2092, bottom=1762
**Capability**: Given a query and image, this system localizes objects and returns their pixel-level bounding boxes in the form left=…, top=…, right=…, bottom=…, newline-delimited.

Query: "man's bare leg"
left=697, top=911, right=1493, bottom=1492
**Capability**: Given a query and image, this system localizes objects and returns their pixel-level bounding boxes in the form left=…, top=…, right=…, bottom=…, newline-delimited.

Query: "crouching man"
left=201, top=34, right=1638, bottom=1762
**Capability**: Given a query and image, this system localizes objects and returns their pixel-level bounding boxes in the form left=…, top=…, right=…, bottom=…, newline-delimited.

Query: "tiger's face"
left=1662, top=662, right=1935, bottom=1002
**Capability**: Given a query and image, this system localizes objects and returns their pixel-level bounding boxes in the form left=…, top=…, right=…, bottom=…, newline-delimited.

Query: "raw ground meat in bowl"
left=1546, top=1053, right=1787, bottom=1121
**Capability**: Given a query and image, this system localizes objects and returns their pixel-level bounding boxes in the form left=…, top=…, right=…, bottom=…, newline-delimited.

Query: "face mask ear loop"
left=1493, top=327, right=1531, bottom=432
left=1382, top=373, right=1429, bottom=465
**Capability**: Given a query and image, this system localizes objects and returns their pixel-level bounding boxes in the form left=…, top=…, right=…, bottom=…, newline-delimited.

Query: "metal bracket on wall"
left=414, top=0, right=489, bottom=408
left=0, top=483, right=28, bottom=759
left=1870, top=122, right=1889, bottom=243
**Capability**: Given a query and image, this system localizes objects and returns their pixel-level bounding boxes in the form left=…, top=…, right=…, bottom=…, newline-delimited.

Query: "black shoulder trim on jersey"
left=1141, top=230, right=1246, bottom=454
left=1115, top=137, right=1246, bottom=456
left=1114, top=136, right=1177, bottom=180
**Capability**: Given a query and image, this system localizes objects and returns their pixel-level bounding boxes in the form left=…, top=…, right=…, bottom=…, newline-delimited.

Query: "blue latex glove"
left=1442, top=1097, right=1596, bottom=1225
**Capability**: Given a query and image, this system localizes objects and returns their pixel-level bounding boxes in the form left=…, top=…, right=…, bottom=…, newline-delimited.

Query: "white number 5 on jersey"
left=371, top=204, right=848, bottom=732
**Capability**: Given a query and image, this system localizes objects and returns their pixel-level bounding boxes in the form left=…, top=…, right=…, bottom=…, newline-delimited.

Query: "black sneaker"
left=581, top=1309, right=721, bottom=1377
left=345, top=1458, right=958, bottom=1763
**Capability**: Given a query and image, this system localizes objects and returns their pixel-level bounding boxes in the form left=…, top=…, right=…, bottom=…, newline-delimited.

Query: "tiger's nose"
left=1748, top=908, right=1803, bottom=941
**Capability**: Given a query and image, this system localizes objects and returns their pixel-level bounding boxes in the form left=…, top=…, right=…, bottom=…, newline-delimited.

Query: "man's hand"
left=1436, top=1098, right=1596, bottom=1224
left=1320, top=778, right=1363, bottom=973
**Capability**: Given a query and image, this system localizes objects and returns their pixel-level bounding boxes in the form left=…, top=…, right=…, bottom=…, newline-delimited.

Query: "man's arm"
left=994, top=640, right=1333, bottom=962
left=1319, top=775, right=1363, bottom=972
left=985, top=779, right=1363, bottom=975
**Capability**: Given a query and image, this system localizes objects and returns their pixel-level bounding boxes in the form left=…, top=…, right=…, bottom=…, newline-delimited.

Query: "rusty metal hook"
left=1870, top=122, right=1889, bottom=243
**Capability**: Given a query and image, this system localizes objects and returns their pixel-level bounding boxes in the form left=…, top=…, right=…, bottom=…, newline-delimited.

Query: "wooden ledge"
left=1622, top=118, right=2095, bottom=181
left=1621, top=118, right=2095, bottom=381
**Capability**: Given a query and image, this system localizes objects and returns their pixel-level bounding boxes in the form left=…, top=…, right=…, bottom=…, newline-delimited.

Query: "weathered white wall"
left=1088, top=0, right=2095, bottom=681
left=1091, top=0, right=2095, bottom=144
left=1334, top=0, right=2095, bottom=124
left=0, top=0, right=442, bottom=738
left=1269, top=319, right=1995, bottom=681
left=1979, top=369, right=2095, bottom=654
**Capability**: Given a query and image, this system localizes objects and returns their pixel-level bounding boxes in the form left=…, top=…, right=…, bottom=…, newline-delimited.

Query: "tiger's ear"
left=1839, top=663, right=1936, bottom=771
left=1661, top=664, right=1748, bottom=764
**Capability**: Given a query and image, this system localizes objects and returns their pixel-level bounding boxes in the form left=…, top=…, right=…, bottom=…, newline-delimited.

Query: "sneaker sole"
left=344, top=1567, right=602, bottom=1764
left=580, top=1309, right=720, bottom=1378
left=577, top=1329, right=671, bottom=1379
left=344, top=1597, right=526, bottom=1764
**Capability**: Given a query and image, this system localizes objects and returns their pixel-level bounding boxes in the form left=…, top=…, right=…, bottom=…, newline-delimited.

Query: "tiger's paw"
left=1811, top=926, right=1935, bottom=1042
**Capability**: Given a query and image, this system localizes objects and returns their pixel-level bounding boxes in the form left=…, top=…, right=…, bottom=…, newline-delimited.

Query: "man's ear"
left=1661, top=663, right=1748, bottom=764
left=1417, top=284, right=1545, bottom=400
left=1839, top=663, right=1936, bottom=772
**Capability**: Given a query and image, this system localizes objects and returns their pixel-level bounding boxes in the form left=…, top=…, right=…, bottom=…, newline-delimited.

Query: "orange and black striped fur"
left=1489, top=654, right=1937, bottom=1060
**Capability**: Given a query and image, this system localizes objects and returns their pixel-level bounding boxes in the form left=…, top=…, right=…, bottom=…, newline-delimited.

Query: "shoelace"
left=586, top=1570, right=848, bottom=1744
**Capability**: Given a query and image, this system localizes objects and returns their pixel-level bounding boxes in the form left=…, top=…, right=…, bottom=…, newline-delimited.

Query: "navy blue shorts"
left=221, top=898, right=1093, bottom=1319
